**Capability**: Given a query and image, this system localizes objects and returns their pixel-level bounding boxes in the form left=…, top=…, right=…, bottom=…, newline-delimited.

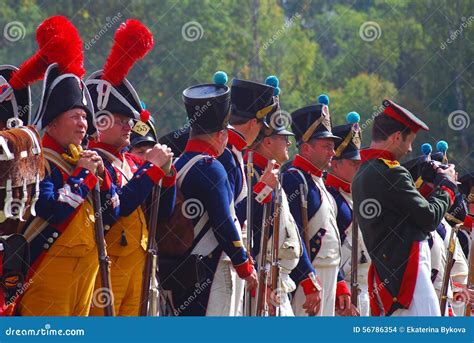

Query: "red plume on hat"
left=85, top=19, right=154, bottom=123
left=36, top=15, right=85, bottom=77
left=102, top=19, right=154, bottom=86
left=9, top=15, right=85, bottom=90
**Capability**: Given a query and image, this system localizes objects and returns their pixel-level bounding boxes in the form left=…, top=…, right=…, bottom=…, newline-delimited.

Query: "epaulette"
left=379, top=158, right=400, bottom=168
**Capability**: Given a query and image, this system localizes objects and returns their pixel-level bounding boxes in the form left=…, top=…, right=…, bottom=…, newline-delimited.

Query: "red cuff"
left=234, top=259, right=254, bottom=279
left=162, top=165, right=177, bottom=187
left=300, top=277, right=319, bottom=295
left=336, top=280, right=351, bottom=297
left=100, top=170, right=113, bottom=191
left=71, top=167, right=98, bottom=191
left=441, top=186, right=455, bottom=205
left=253, top=181, right=272, bottom=204
left=145, top=164, right=166, bottom=184
left=452, top=281, right=464, bottom=289
left=463, top=215, right=473, bottom=230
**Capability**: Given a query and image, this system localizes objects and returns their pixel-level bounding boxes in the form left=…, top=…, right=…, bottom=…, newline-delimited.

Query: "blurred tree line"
left=1, top=0, right=472, bottom=171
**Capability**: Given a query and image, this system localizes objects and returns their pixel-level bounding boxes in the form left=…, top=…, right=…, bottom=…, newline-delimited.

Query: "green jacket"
left=352, top=149, right=455, bottom=315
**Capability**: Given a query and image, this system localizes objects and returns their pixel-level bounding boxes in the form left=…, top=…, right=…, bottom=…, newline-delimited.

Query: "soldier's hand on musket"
left=335, top=294, right=352, bottom=316
left=244, top=268, right=258, bottom=292
left=77, top=150, right=103, bottom=174
left=267, top=286, right=280, bottom=316
left=302, top=290, right=321, bottom=316
left=435, top=162, right=456, bottom=181
left=260, top=159, right=279, bottom=190
left=145, top=143, right=174, bottom=173
left=82, top=150, right=106, bottom=177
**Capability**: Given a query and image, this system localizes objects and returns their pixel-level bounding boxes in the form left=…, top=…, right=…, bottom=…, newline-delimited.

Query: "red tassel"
left=102, top=19, right=154, bottom=86
left=140, top=109, right=151, bottom=123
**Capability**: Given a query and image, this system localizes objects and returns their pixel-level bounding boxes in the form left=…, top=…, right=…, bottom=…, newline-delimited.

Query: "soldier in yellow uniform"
left=86, top=20, right=175, bottom=316
left=19, top=16, right=108, bottom=316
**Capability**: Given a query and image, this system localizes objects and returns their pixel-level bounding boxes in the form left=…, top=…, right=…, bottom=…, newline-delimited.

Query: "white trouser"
left=206, top=259, right=237, bottom=316
left=392, top=241, right=440, bottom=316
left=292, top=264, right=338, bottom=316
left=231, top=270, right=245, bottom=316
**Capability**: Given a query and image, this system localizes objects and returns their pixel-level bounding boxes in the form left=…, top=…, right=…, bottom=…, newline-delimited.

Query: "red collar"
left=228, top=128, right=247, bottom=151
left=184, top=139, right=218, bottom=157
left=360, top=148, right=396, bottom=163
left=42, top=133, right=68, bottom=154
left=243, top=149, right=269, bottom=170
left=88, top=140, right=122, bottom=159
left=292, top=154, right=323, bottom=177
left=326, top=173, right=351, bottom=194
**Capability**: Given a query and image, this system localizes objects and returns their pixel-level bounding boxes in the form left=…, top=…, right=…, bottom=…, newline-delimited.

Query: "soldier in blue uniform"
left=325, top=112, right=367, bottom=316
left=352, top=100, right=458, bottom=316
left=282, top=95, right=346, bottom=316
left=218, top=73, right=280, bottom=315
left=243, top=109, right=307, bottom=316
left=168, top=74, right=258, bottom=316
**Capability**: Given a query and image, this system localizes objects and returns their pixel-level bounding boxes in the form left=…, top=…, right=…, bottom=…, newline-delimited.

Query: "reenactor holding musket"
left=243, top=107, right=302, bottom=316
left=325, top=112, right=367, bottom=316
left=282, top=94, right=349, bottom=316
left=86, top=20, right=175, bottom=316
left=165, top=73, right=258, bottom=316
left=19, top=16, right=114, bottom=316
left=217, top=73, right=280, bottom=315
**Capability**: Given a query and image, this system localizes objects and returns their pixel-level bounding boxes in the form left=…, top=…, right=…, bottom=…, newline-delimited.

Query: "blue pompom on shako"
left=182, top=71, right=231, bottom=134
left=230, top=76, right=279, bottom=128
left=290, top=94, right=341, bottom=145
left=436, top=140, right=448, bottom=153
left=253, top=75, right=293, bottom=143
left=332, top=111, right=362, bottom=160
left=421, top=143, right=432, bottom=156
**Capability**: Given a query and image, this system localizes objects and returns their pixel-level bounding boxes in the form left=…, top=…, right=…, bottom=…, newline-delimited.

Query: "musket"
left=299, top=184, right=310, bottom=255
left=440, top=223, right=459, bottom=316
left=91, top=179, right=115, bottom=316
left=139, top=180, right=162, bottom=316
left=270, top=182, right=282, bottom=317
left=244, top=152, right=255, bottom=316
left=256, top=201, right=272, bottom=316
left=350, top=214, right=360, bottom=308
left=464, top=225, right=474, bottom=316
